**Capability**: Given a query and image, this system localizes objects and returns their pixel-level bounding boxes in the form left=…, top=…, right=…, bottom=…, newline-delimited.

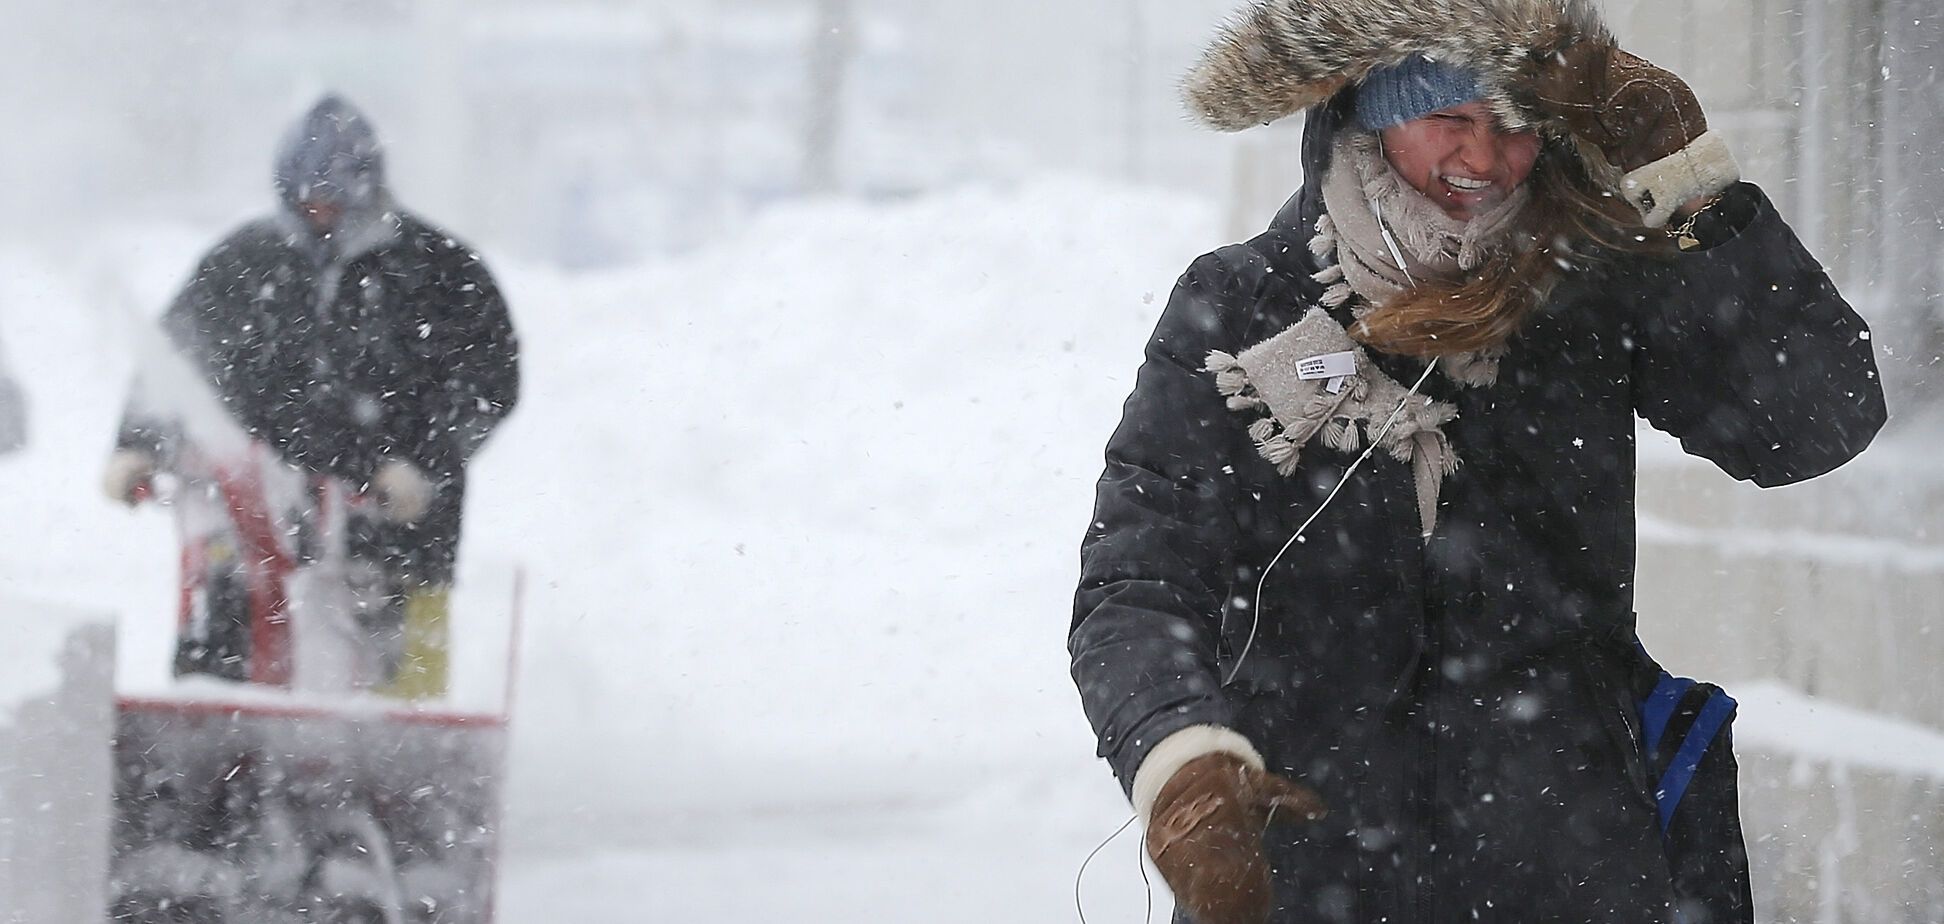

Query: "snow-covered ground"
left=0, top=177, right=1213, bottom=920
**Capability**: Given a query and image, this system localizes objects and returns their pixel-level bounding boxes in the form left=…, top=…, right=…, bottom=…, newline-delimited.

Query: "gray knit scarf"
left=1205, top=133, right=1533, bottom=537
left=1310, top=131, right=1528, bottom=387
left=1207, top=307, right=1460, bottom=537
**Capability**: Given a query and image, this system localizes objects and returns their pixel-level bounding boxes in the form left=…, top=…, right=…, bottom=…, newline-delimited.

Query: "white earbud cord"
left=1224, top=195, right=1436, bottom=687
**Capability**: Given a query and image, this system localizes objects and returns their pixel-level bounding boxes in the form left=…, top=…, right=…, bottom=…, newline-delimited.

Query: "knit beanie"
left=1353, top=56, right=1484, bottom=131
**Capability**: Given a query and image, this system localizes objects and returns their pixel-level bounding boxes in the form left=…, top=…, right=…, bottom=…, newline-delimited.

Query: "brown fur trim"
left=1183, top=0, right=1608, bottom=132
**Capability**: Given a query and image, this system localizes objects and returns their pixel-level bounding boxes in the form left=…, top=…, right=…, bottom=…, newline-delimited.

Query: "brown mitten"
left=1531, top=43, right=1738, bottom=226
left=1145, top=753, right=1327, bottom=924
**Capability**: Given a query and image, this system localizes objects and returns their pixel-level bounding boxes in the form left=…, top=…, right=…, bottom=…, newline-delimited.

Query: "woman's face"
left=1378, top=100, right=1540, bottom=221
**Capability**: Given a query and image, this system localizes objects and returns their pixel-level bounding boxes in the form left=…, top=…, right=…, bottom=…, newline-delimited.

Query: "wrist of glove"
left=372, top=459, right=435, bottom=524
left=1532, top=42, right=1739, bottom=226
left=1141, top=748, right=1326, bottom=924
left=103, top=448, right=156, bottom=506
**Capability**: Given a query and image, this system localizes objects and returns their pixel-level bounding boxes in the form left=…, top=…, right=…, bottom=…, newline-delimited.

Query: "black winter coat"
left=121, top=211, right=519, bottom=585
left=1070, top=104, right=1885, bottom=923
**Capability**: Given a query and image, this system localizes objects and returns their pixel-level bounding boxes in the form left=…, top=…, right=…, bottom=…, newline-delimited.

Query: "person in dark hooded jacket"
left=106, top=95, right=519, bottom=699
left=1070, top=3, right=1885, bottom=923
left=0, top=324, right=25, bottom=454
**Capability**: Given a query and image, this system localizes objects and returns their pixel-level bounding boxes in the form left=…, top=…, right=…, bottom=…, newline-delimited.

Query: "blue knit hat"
left=1353, top=56, right=1483, bottom=131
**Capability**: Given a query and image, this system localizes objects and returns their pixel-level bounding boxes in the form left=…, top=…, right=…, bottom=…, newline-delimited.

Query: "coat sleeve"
left=428, top=247, right=519, bottom=477
left=1628, top=183, right=1887, bottom=487
left=1070, top=253, right=1254, bottom=794
left=393, top=240, right=520, bottom=484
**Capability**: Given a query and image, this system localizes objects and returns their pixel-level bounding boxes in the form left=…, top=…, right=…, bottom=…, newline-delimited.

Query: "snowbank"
left=466, top=177, right=1218, bottom=828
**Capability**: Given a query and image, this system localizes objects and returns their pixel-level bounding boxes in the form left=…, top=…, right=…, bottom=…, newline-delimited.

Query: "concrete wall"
left=1739, top=750, right=1944, bottom=923
left=1636, top=442, right=1944, bottom=922
left=1583, top=9, right=1941, bottom=913
left=1635, top=448, right=1944, bottom=727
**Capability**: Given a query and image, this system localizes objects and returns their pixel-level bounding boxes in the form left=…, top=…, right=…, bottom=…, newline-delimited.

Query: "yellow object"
left=378, top=585, right=450, bottom=700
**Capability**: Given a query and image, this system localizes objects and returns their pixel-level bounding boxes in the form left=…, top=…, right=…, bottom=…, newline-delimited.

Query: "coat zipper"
left=1369, top=423, right=1439, bottom=924
left=1415, top=595, right=1443, bottom=924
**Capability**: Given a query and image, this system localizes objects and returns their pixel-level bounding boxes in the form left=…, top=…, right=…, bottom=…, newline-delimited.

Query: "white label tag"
left=1297, top=350, right=1357, bottom=381
left=1326, top=375, right=1347, bottom=395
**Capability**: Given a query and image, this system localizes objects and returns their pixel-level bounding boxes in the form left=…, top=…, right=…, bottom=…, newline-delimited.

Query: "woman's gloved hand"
left=1530, top=42, right=1738, bottom=226
left=1146, top=753, right=1327, bottom=924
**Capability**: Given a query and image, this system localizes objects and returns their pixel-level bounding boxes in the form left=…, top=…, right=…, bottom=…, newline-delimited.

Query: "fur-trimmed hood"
left=1183, top=0, right=1609, bottom=133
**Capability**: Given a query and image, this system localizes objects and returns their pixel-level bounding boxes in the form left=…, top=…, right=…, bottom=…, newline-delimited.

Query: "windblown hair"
left=1350, top=138, right=1666, bottom=358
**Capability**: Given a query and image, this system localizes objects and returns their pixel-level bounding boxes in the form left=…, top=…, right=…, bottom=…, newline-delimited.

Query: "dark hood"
left=273, top=95, right=393, bottom=254
left=1270, top=93, right=1355, bottom=240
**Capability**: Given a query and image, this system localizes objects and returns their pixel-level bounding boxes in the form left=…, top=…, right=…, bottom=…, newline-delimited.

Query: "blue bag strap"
left=1642, top=672, right=1694, bottom=754
left=1655, top=688, right=1737, bottom=832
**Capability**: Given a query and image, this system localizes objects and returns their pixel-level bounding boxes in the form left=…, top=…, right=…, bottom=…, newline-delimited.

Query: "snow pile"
left=1638, top=515, right=1944, bottom=573
left=466, top=177, right=1217, bottom=820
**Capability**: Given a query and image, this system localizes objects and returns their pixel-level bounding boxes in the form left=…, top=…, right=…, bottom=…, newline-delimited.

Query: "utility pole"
left=802, top=0, right=856, bottom=193
left=1125, top=0, right=1146, bottom=182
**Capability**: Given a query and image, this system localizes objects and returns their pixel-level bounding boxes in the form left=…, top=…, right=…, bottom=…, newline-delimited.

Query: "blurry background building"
left=1, top=0, right=939, bottom=263
left=0, top=1, right=1264, bottom=261
left=2, top=1, right=1933, bottom=404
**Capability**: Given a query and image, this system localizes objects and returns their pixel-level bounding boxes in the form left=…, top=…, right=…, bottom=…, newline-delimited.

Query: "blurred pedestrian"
left=0, top=324, right=25, bottom=454
left=107, top=94, right=519, bottom=698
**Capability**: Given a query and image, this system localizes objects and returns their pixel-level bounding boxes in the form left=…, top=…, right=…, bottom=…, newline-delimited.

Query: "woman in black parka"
left=1068, top=4, right=1886, bottom=923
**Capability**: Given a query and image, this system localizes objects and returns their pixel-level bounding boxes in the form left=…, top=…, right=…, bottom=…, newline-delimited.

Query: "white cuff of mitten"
left=1621, top=130, right=1740, bottom=227
left=1130, top=724, right=1264, bottom=822
left=103, top=448, right=155, bottom=503
left=374, top=459, right=435, bottom=523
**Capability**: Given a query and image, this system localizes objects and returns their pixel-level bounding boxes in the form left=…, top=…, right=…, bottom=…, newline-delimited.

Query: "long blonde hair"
left=1350, top=139, right=1663, bottom=358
